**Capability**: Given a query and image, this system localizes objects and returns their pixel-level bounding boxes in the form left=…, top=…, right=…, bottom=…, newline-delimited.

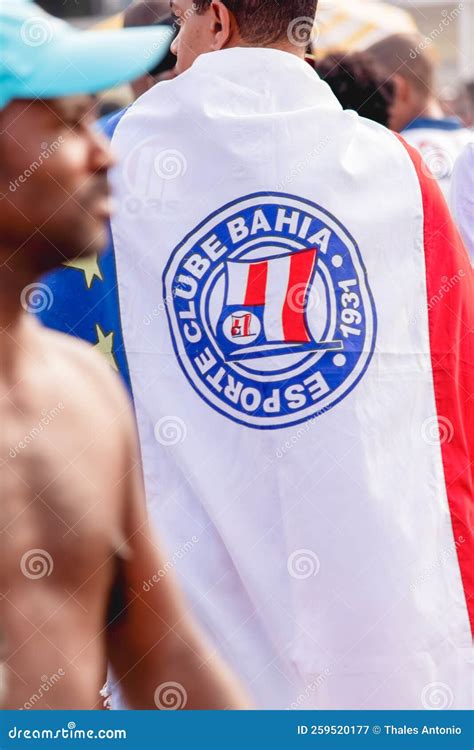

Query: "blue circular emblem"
left=163, top=193, right=377, bottom=429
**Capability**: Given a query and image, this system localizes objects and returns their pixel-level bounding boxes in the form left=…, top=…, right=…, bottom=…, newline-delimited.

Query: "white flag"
left=110, top=48, right=473, bottom=710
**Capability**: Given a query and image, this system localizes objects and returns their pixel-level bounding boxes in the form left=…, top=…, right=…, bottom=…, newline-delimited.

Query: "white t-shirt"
left=402, top=118, right=472, bottom=200
left=451, top=141, right=474, bottom=264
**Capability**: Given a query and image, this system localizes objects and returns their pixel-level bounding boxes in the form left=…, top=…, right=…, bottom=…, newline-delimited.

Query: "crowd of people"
left=1, top=0, right=472, bottom=713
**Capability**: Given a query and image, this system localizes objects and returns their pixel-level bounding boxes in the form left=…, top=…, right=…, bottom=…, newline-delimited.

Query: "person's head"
left=315, top=51, right=395, bottom=126
left=0, top=0, right=170, bottom=277
left=367, top=33, right=439, bottom=132
left=170, top=0, right=318, bottom=74
left=0, top=96, right=115, bottom=275
left=124, top=1, right=178, bottom=98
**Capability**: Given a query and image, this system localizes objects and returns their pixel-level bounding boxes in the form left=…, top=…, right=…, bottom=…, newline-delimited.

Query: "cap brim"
left=21, top=25, right=174, bottom=101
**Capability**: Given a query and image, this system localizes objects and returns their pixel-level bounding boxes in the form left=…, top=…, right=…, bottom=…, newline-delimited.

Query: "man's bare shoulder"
left=25, top=322, right=138, bottom=521
left=39, top=324, right=130, bottom=419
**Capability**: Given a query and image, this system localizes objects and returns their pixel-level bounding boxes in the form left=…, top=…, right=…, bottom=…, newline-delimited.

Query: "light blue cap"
left=0, top=0, right=175, bottom=108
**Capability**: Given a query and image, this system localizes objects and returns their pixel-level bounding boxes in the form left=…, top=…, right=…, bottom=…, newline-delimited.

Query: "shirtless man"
left=0, top=0, right=247, bottom=710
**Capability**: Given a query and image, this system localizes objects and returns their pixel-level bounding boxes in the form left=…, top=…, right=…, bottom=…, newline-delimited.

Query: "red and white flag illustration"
left=226, top=248, right=316, bottom=343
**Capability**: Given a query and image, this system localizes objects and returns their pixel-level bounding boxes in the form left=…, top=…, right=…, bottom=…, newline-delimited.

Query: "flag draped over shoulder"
left=77, top=48, right=474, bottom=709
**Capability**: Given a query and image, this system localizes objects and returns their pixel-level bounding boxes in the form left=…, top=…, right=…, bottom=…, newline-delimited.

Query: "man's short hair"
left=315, top=52, right=395, bottom=126
left=193, top=0, right=318, bottom=46
left=367, top=33, right=437, bottom=98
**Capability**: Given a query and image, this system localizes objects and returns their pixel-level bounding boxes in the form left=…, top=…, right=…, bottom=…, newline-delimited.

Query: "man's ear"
left=208, top=0, right=234, bottom=50
left=392, top=74, right=410, bottom=104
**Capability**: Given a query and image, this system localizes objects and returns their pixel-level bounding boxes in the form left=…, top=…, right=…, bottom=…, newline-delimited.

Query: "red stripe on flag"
left=282, top=248, right=317, bottom=342
left=244, top=261, right=268, bottom=306
left=397, top=134, right=474, bottom=636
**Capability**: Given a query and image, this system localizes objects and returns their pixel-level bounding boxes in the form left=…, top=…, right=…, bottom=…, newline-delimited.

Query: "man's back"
left=111, top=48, right=472, bottom=709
